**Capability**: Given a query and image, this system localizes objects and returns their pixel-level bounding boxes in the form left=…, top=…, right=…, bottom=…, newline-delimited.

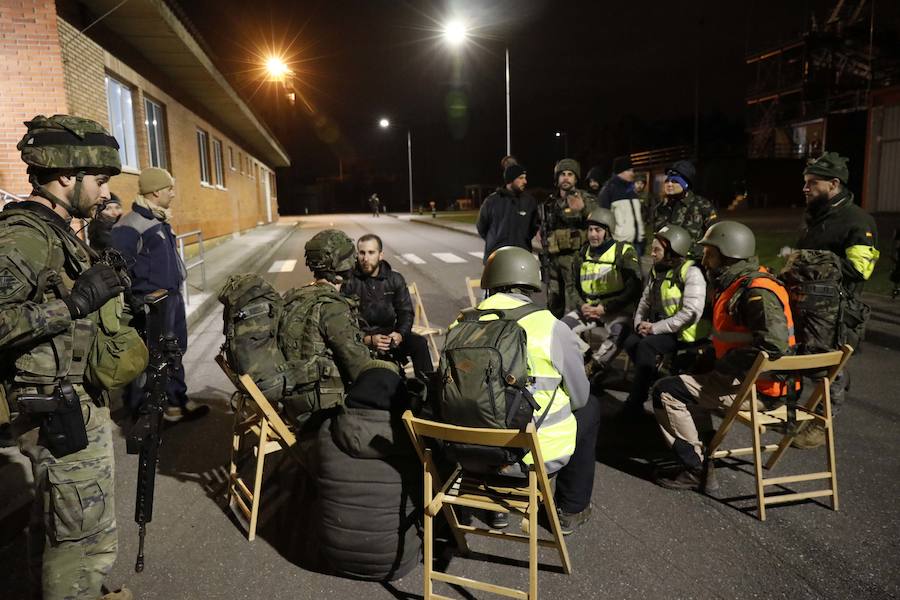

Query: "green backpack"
left=779, top=250, right=843, bottom=354
left=218, top=273, right=294, bottom=401
left=437, top=304, right=546, bottom=475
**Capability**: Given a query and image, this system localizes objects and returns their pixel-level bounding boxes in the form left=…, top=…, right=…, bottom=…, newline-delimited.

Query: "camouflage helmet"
left=305, top=229, right=355, bottom=273
left=17, top=115, right=121, bottom=175
left=553, top=158, right=581, bottom=182
left=481, top=246, right=542, bottom=292
left=698, top=221, right=755, bottom=259
left=587, top=207, right=615, bottom=231
left=655, top=224, right=691, bottom=257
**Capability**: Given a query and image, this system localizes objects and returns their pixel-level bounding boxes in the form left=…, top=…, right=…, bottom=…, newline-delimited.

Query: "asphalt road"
left=3, top=214, right=899, bottom=599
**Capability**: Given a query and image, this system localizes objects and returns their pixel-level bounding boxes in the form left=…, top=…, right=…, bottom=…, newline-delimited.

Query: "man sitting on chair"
left=469, top=246, right=601, bottom=534
left=651, top=221, right=795, bottom=492
left=342, top=233, right=433, bottom=378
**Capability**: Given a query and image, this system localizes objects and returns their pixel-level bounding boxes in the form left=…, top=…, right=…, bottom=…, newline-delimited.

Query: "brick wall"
left=0, top=0, right=68, bottom=194
left=55, top=18, right=278, bottom=240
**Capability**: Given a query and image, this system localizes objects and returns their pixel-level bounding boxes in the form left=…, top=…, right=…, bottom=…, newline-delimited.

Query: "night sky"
left=179, top=0, right=888, bottom=211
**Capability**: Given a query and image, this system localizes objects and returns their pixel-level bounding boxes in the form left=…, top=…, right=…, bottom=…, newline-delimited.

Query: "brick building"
left=0, top=0, right=289, bottom=240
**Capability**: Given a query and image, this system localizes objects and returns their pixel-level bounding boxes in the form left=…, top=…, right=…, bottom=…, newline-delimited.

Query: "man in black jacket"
left=342, top=234, right=433, bottom=377
left=476, top=163, right=539, bottom=263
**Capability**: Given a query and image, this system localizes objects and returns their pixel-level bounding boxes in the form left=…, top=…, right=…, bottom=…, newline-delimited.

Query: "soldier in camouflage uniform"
left=651, top=160, right=717, bottom=261
left=2, top=115, right=130, bottom=599
left=542, top=158, right=598, bottom=318
left=280, top=229, right=394, bottom=428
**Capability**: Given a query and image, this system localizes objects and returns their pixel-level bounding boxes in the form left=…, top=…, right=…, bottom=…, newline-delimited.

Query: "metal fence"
left=176, top=230, right=206, bottom=305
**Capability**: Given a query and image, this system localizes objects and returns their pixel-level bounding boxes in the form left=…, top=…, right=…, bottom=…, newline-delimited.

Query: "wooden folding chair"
left=707, top=344, right=854, bottom=521
left=216, top=354, right=302, bottom=541
left=407, top=281, right=443, bottom=365
left=465, top=276, right=482, bottom=308
left=402, top=410, right=572, bottom=600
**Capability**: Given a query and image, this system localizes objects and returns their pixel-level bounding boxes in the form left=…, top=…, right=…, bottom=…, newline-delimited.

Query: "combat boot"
left=791, top=421, right=827, bottom=449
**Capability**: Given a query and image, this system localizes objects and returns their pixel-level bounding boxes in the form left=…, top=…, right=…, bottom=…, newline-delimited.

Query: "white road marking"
left=394, top=255, right=409, bottom=265
left=468, top=251, right=483, bottom=259
left=433, top=252, right=466, bottom=263
left=402, top=253, right=426, bottom=264
left=268, top=259, right=297, bottom=273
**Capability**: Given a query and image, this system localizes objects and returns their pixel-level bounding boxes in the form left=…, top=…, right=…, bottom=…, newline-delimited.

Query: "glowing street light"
left=265, top=55, right=290, bottom=81
left=442, top=20, right=468, bottom=47
left=378, top=118, right=414, bottom=214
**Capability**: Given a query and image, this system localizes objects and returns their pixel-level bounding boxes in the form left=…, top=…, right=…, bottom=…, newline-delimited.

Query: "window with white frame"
left=228, top=146, right=235, bottom=170
left=105, top=75, right=138, bottom=169
left=212, top=138, right=225, bottom=187
left=196, top=129, right=211, bottom=184
left=143, top=97, right=168, bottom=169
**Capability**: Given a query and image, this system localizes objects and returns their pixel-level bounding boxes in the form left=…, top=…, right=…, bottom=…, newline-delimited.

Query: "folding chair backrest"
left=758, top=348, right=848, bottom=375
left=465, top=276, right=481, bottom=308
left=404, top=413, right=537, bottom=457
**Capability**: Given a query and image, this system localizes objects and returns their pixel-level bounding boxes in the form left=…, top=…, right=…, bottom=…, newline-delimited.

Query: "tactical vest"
left=478, top=293, right=577, bottom=474
left=579, top=242, right=632, bottom=303
left=0, top=208, right=96, bottom=387
left=651, top=260, right=704, bottom=342
left=712, top=271, right=797, bottom=397
left=547, top=193, right=590, bottom=255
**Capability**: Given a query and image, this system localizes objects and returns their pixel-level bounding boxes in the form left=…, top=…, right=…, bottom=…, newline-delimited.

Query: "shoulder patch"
left=0, top=266, right=27, bottom=300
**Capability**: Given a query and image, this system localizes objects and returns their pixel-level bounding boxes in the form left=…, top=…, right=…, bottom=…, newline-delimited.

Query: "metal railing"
left=0, top=188, right=27, bottom=206
left=176, top=230, right=206, bottom=305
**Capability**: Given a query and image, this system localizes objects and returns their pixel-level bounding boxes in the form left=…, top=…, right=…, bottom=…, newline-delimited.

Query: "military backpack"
left=779, top=250, right=843, bottom=354
left=437, top=305, right=548, bottom=474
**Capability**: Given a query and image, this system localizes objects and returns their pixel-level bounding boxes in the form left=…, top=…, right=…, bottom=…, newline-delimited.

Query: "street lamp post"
left=379, top=118, right=414, bottom=214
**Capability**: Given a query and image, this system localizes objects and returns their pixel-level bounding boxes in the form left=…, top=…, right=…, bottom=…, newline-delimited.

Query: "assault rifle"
left=125, top=289, right=174, bottom=573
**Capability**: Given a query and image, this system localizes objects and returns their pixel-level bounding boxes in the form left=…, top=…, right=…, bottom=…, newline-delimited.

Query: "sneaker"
left=791, top=421, right=827, bottom=449
left=485, top=510, right=509, bottom=530
left=557, top=504, right=592, bottom=536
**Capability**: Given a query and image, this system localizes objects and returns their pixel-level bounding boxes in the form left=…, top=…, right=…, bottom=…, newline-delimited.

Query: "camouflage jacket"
left=0, top=202, right=95, bottom=388
left=652, top=191, right=717, bottom=259
left=543, top=189, right=599, bottom=256
left=712, top=258, right=791, bottom=377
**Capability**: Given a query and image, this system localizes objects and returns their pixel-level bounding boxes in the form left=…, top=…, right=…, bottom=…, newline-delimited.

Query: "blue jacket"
left=110, top=203, right=186, bottom=295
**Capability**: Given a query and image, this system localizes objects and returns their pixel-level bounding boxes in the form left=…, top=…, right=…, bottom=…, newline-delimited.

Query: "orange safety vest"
left=712, top=270, right=797, bottom=397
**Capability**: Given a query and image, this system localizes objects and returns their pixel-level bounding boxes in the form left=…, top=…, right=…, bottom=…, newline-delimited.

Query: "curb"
left=186, top=222, right=299, bottom=330
left=407, top=217, right=480, bottom=238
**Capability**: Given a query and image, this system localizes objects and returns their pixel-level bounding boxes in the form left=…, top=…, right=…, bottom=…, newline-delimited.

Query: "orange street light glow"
left=265, top=56, right=290, bottom=80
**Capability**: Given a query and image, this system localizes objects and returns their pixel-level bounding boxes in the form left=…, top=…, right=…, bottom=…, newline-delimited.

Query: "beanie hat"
left=667, top=160, right=696, bottom=185
left=665, top=173, right=690, bottom=191
left=504, top=164, right=527, bottom=184
left=105, top=192, right=122, bottom=206
left=138, top=167, right=174, bottom=195
left=554, top=158, right=581, bottom=182
left=612, top=155, right=633, bottom=174
left=585, top=166, right=604, bottom=184
left=803, top=152, right=849, bottom=184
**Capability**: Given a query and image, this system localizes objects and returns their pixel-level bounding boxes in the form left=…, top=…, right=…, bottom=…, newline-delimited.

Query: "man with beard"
left=477, top=163, right=538, bottom=263
left=791, top=152, right=879, bottom=448
left=651, top=221, right=795, bottom=491
left=585, top=166, right=604, bottom=195
left=652, top=160, right=717, bottom=261
left=342, top=233, right=433, bottom=378
left=543, top=158, right=598, bottom=317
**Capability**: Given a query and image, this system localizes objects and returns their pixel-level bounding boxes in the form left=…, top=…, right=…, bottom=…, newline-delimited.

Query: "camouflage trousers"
left=547, top=253, right=577, bottom=319
left=18, top=396, right=117, bottom=600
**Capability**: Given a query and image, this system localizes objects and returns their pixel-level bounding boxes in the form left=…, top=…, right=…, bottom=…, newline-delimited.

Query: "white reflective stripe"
left=581, top=265, right=615, bottom=281
left=538, top=401, right=573, bottom=427
left=529, top=376, right=561, bottom=391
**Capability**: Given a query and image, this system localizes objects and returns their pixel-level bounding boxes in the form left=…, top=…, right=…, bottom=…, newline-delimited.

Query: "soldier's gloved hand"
left=63, top=263, right=124, bottom=319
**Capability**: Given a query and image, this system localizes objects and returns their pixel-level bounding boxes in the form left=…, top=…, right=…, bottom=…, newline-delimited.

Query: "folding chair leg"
left=823, top=382, right=839, bottom=512
left=749, top=394, right=767, bottom=521
left=424, top=458, right=434, bottom=600
left=528, top=468, right=538, bottom=599
left=246, top=418, right=270, bottom=541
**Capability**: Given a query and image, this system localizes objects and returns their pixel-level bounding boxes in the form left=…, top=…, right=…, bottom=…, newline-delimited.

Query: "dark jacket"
left=342, top=261, right=414, bottom=337
left=313, top=403, right=421, bottom=581
left=797, top=190, right=879, bottom=296
left=476, top=186, right=539, bottom=262
left=110, top=204, right=185, bottom=295
left=596, top=175, right=632, bottom=210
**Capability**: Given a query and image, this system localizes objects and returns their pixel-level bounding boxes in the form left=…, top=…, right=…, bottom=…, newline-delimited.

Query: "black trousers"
left=623, top=332, right=679, bottom=408
left=390, top=332, right=433, bottom=379
left=554, top=394, right=602, bottom=514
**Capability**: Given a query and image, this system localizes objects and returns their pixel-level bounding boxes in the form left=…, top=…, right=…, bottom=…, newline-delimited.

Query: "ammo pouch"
left=282, top=357, right=338, bottom=428
left=548, top=228, right=585, bottom=255
left=839, top=294, right=871, bottom=349
left=17, top=382, right=88, bottom=457
left=86, top=296, right=149, bottom=391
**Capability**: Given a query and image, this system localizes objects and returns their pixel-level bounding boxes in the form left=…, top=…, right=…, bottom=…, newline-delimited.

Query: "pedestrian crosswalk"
left=267, top=250, right=487, bottom=274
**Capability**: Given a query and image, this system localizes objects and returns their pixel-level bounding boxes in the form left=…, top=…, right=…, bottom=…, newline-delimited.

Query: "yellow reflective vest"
left=579, top=242, right=634, bottom=303
left=651, top=260, right=706, bottom=342
left=475, top=293, right=577, bottom=474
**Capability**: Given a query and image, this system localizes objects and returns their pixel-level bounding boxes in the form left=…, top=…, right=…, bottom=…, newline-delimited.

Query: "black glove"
left=63, top=263, right=124, bottom=319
